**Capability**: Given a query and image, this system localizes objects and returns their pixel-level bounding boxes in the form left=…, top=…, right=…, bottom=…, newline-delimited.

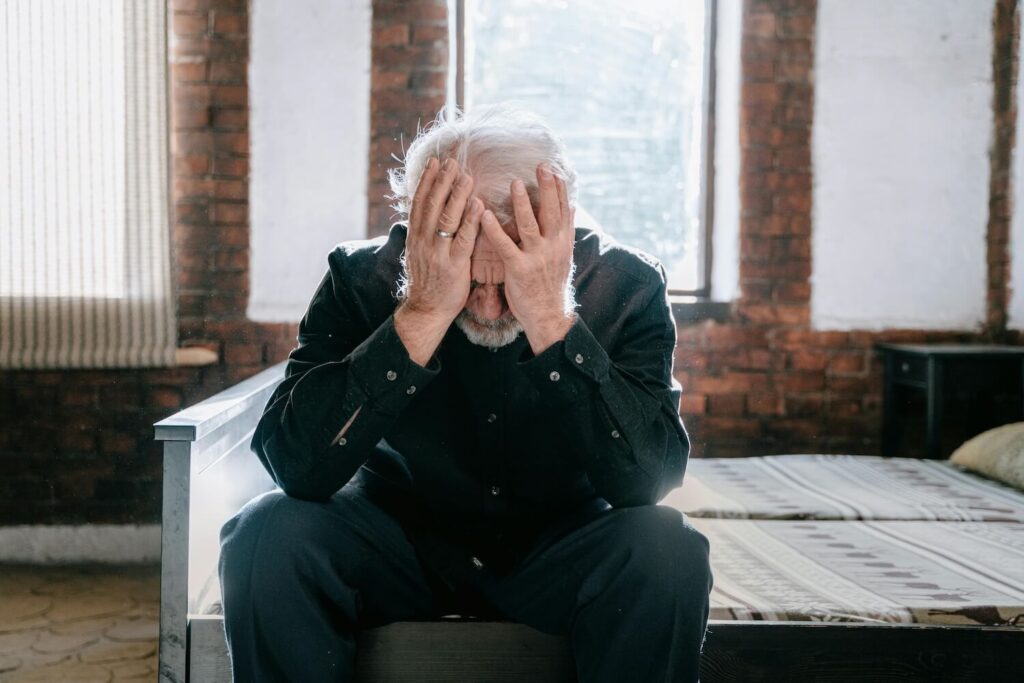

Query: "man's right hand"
left=395, top=157, right=483, bottom=366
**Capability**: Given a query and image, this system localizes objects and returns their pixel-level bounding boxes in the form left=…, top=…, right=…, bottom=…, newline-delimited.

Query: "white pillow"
left=949, top=422, right=1024, bottom=491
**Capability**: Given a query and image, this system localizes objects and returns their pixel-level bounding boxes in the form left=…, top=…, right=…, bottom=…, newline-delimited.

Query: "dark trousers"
left=218, top=481, right=713, bottom=682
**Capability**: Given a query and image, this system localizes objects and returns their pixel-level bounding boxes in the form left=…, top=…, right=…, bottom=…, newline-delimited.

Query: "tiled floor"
left=0, top=564, right=159, bottom=682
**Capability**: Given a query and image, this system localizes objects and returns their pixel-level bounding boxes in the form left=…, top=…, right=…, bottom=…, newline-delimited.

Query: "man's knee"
left=613, top=505, right=713, bottom=595
left=219, top=489, right=339, bottom=589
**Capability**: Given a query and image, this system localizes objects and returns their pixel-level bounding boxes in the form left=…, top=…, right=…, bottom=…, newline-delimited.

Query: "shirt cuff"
left=347, top=313, right=441, bottom=416
left=516, top=315, right=610, bottom=408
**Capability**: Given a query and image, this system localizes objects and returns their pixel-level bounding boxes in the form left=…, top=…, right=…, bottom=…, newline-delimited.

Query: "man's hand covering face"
left=479, top=163, right=577, bottom=354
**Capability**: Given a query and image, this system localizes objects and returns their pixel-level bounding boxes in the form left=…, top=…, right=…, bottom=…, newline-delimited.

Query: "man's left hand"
left=480, top=163, right=576, bottom=355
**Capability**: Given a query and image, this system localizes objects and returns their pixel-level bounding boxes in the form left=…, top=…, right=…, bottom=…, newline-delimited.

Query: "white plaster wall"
left=0, top=525, right=160, bottom=563
left=811, top=0, right=993, bottom=330
left=248, top=0, right=372, bottom=322
left=711, top=0, right=741, bottom=302
left=1010, top=7, right=1024, bottom=330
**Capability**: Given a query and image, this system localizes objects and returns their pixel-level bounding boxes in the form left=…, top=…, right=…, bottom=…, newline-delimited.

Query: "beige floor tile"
left=5, top=650, right=74, bottom=673
left=30, top=629, right=102, bottom=654
left=0, top=565, right=158, bottom=682
left=109, top=658, right=156, bottom=680
left=29, top=572, right=95, bottom=598
left=103, top=617, right=159, bottom=642
left=78, top=640, right=156, bottom=665
left=0, top=595, right=52, bottom=629
left=121, top=601, right=160, bottom=619
left=47, top=616, right=119, bottom=636
left=45, top=594, right=134, bottom=624
left=0, top=652, right=23, bottom=675
left=7, top=659, right=113, bottom=683
left=0, top=630, right=38, bottom=655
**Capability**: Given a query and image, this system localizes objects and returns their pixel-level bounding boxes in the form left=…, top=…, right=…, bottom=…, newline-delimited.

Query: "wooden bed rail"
left=184, top=615, right=1023, bottom=682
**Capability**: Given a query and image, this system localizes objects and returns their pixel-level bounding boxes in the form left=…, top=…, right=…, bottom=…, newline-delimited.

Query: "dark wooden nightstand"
left=875, top=343, right=1024, bottom=459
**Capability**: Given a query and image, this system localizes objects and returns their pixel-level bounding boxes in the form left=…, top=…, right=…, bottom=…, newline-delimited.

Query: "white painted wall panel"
left=711, top=0, right=741, bottom=302
left=0, top=525, right=160, bottom=563
left=248, top=0, right=372, bottom=322
left=811, top=0, right=993, bottom=330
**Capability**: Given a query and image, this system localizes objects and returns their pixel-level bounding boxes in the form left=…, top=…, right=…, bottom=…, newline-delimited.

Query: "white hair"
left=387, top=102, right=578, bottom=227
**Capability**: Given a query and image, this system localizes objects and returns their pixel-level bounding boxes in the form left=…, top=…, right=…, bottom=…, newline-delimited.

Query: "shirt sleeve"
left=516, top=271, right=690, bottom=507
left=250, top=251, right=440, bottom=501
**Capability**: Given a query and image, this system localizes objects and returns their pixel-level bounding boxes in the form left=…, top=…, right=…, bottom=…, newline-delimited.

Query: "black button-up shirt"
left=250, top=224, right=691, bottom=584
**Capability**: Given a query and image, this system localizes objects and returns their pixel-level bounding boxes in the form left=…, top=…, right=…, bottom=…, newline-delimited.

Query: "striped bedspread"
left=664, top=455, right=1024, bottom=522
left=693, top=519, right=1024, bottom=627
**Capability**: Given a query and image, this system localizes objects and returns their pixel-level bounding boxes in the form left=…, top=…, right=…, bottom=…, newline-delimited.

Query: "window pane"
left=464, top=0, right=708, bottom=291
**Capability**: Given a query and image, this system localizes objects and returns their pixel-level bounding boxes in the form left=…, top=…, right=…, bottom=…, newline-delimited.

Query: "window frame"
left=452, top=0, right=720, bottom=302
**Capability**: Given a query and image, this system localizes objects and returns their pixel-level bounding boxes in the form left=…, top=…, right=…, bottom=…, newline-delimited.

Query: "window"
left=452, top=0, right=716, bottom=296
left=0, top=0, right=175, bottom=368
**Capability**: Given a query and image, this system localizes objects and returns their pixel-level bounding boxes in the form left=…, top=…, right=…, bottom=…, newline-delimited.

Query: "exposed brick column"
left=170, top=0, right=251, bottom=331
left=735, top=0, right=815, bottom=326
left=367, top=0, right=450, bottom=237
left=985, top=0, right=1019, bottom=341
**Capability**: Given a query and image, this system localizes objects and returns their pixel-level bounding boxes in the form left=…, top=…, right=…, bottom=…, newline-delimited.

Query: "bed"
left=156, top=363, right=1024, bottom=682
left=659, top=453, right=1024, bottom=628
left=691, top=518, right=1023, bottom=627
left=663, top=453, right=1024, bottom=522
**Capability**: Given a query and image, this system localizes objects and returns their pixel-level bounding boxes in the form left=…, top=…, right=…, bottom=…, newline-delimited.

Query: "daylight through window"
left=457, top=0, right=713, bottom=293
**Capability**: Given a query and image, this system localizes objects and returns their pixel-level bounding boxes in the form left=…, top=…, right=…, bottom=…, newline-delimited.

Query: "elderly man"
left=219, top=105, right=713, bottom=682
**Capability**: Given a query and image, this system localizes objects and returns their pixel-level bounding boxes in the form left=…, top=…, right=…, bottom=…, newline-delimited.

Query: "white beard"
left=455, top=308, right=523, bottom=348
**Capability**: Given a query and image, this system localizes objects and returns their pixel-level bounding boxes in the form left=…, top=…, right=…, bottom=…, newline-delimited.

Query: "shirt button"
left=406, top=385, right=416, bottom=395
left=386, top=370, right=397, bottom=381
left=549, top=371, right=560, bottom=382
left=470, top=556, right=485, bottom=570
left=486, top=413, right=497, bottom=423
left=337, top=437, right=347, bottom=446
left=491, top=485, right=501, bottom=496
left=575, top=353, right=584, bottom=364
left=611, top=430, right=620, bottom=439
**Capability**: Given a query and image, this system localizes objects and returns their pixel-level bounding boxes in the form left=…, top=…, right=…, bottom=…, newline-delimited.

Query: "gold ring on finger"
left=435, top=228, right=455, bottom=239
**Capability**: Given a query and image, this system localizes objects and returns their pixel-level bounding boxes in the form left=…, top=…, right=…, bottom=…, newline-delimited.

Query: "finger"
left=510, top=178, right=541, bottom=246
left=436, top=171, right=474, bottom=241
left=481, top=209, right=522, bottom=262
left=560, top=179, right=575, bottom=246
left=451, top=197, right=483, bottom=262
left=556, top=174, right=570, bottom=225
left=409, top=157, right=440, bottom=241
left=536, top=163, right=561, bottom=237
left=423, top=158, right=461, bottom=235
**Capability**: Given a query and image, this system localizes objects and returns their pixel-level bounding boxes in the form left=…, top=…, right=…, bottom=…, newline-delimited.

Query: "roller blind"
left=0, top=0, right=176, bottom=368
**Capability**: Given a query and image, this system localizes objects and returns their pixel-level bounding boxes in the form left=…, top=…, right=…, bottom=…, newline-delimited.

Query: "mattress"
left=663, top=455, right=1024, bottom=522
left=693, top=518, right=1024, bottom=627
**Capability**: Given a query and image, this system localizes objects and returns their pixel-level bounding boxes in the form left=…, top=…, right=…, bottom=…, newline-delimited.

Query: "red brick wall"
left=1, top=0, right=1020, bottom=526
left=368, top=0, right=450, bottom=236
